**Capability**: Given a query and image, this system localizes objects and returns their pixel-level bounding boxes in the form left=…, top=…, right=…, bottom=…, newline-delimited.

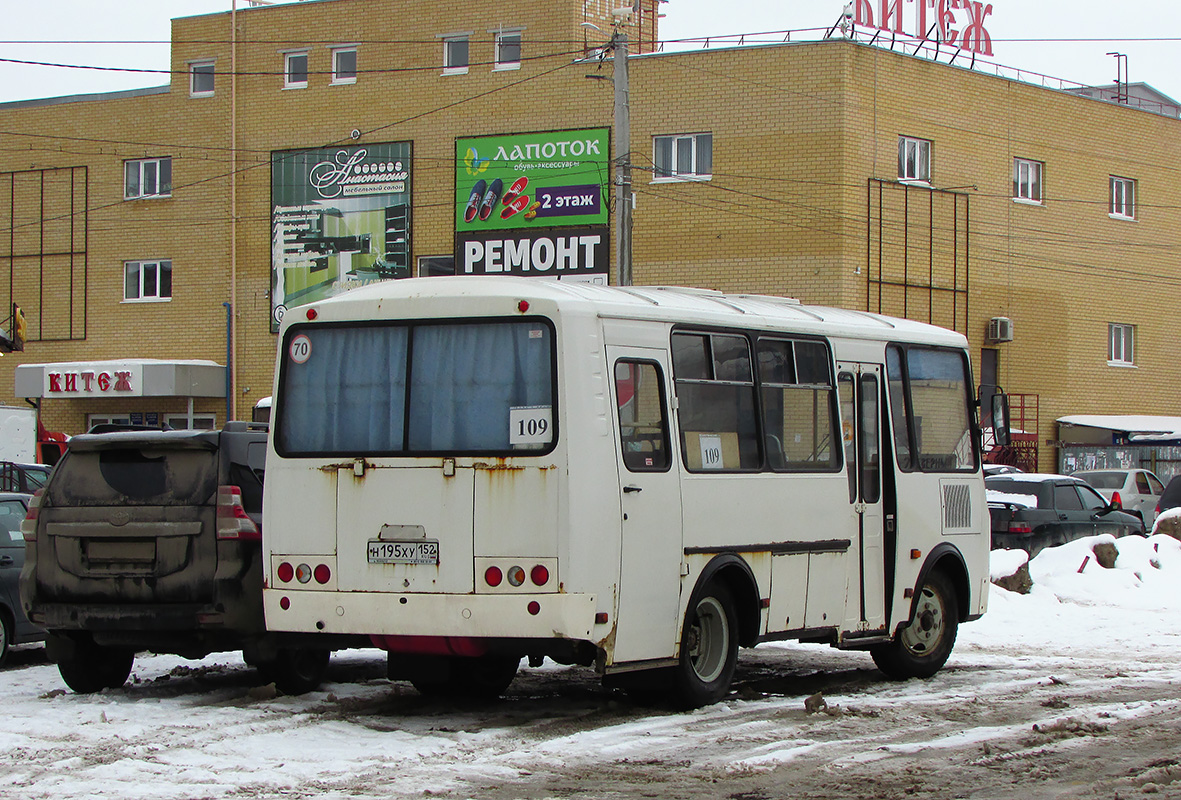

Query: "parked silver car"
left=1071, top=468, right=1165, bottom=527
left=1, top=492, right=45, bottom=665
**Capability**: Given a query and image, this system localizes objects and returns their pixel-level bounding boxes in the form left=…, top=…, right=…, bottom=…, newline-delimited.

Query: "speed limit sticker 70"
left=289, top=334, right=312, bottom=364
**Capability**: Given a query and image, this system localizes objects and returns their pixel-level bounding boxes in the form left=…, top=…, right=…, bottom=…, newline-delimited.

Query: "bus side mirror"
left=991, top=393, right=1011, bottom=447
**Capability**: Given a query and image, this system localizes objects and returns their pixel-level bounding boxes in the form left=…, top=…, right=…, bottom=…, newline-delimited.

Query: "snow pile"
left=991, top=533, right=1181, bottom=610
left=989, top=548, right=1029, bottom=582
left=986, top=490, right=1038, bottom=508
left=1151, top=505, right=1181, bottom=534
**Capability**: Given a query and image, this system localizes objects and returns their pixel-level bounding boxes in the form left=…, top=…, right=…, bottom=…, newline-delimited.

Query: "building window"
left=1110, top=176, right=1136, bottom=219
left=898, top=136, right=932, bottom=182
left=124, top=259, right=172, bottom=301
left=87, top=414, right=132, bottom=430
left=1013, top=158, right=1043, bottom=203
left=331, top=47, right=357, bottom=84
left=189, top=60, right=215, bottom=97
left=442, top=36, right=469, bottom=74
left=653, top=133, right=713, bottom=181
left=285, top=51, right=309, bottom=88
left=418, top=255, right=455, bottom=277
left=494, top=31, right=522, bottom=70
left=124, top=157, right=172, bottom=200
left=1108, top=323, right=1135, bottom=365
left=164, top=414, right=217, bottom=431
left=87, top=413, right=215, bottom=431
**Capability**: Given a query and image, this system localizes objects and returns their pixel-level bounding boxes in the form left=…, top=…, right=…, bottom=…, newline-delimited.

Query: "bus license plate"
left=367, top=539, right=439, bottom=565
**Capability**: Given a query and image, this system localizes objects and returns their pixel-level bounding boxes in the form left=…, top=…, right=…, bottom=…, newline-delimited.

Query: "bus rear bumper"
left=263, top=588, right=598, bottom=641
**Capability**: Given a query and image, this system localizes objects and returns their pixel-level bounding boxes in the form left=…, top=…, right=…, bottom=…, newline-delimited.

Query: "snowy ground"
left=3, top=533, right=1181, bottom=800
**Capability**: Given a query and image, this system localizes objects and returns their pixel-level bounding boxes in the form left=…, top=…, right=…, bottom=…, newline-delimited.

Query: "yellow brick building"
left=1, top=0, right=1177, bottom=470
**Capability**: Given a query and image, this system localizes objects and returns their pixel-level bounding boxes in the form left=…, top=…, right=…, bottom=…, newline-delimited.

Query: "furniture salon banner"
left=271, top=142, right=412, bottom=330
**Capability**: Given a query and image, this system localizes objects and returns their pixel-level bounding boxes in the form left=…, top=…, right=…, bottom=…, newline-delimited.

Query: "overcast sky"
left=1, top=1, right=1179, bottom=104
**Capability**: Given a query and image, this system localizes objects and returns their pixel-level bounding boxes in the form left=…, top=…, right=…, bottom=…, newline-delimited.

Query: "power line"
left=0, top=48, right=585, bottom=77
left=0, top=57, right=582, bottom=236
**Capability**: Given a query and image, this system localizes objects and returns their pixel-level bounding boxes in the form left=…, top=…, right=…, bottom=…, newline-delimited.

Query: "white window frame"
left=284, top=50, right=310, bottom=89
left=331, top=46, right=357, bottom=85
left=1108, top=323, right=1135, bottom=366
left=189, top=60, right=215, bottom=97
left=124, top=157, right=172, bottom=200
left=440, top=34, right=471, bottom=75
left=1110, top=176, right=1136, bottom=220
left=123, top=259, right=173, bottom=302
left=652, top=133, right=713, bottom=182
left=417, top=255, right=455, bottom=277
left=164, top=414, right=217, bottom=431
left=493, top=30, right=522, bottom=71
left=898, top=136, right=932, bottom=183
left=86, top=414, right=133, bottom=430
left=1012, top=157, right=1043, bottom=204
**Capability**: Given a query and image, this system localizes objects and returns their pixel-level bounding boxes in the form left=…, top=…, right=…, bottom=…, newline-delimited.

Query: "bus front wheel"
left=872, top=570, right=958, bottom=680
left=669, top=582, right=739, bottom=709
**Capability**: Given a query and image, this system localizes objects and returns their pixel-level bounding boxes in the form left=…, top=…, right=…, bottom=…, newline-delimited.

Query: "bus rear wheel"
left=57, top=639, right=135, bottom=694
left=668, top=582, right=738, bottom=709
left=872, top=570, right=958, bottom=680
left=256, top=648, right=330, bottom=695
left=410, top=655, right=520, bottom=699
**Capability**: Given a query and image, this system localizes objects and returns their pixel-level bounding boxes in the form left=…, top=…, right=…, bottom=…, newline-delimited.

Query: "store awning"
left=1058, top=415, right=1181, bottom=444
left=14, top=359, right=226, bottom=399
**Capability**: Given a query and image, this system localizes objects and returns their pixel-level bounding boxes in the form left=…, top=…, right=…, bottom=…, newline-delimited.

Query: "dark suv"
left=20, top=423, right=356, bottom=694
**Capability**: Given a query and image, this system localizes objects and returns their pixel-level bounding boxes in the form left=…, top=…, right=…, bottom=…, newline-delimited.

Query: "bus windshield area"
left=886, top=345, right=977, bottom=473
left=276, top=319, right=555, bottom=456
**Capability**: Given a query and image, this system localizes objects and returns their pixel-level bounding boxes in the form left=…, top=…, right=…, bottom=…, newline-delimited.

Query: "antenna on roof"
left=1107, top=52, right=1128, bottom=104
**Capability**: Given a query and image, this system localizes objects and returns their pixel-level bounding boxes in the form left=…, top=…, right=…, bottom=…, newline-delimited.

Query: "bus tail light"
left=217, top=486, right=260, bottom=540
left=530, top=564, right=549, bottom=586
left=295, top=563, right=313, bottom=583
left=314, top=564, right=331, bottom=584
left=507, top=566, right=526, bottom=587
left=277, top=561, right=294, bottom=583
left=484, top=566, right=503, bottom=587
left=21, top=488, right=44, bottom=542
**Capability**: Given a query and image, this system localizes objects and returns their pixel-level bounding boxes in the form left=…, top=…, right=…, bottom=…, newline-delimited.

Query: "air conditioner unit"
left=987, top=316, right=1014, bottom=343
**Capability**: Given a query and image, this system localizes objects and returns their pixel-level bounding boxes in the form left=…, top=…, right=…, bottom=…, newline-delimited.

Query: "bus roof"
left=292, top=277, right=967, bottom=348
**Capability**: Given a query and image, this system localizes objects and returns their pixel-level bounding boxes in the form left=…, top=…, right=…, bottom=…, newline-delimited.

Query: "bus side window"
left=615, top=360, right=671, bottom=472
left=671, top=332, right=759, bottom=472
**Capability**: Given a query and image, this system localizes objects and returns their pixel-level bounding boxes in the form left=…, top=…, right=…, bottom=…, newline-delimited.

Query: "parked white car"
left=1071, top=468, right=1165, bottom=527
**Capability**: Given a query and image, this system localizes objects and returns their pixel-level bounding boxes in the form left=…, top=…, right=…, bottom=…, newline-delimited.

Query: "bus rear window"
left=277, top=320, right=555, bottom=456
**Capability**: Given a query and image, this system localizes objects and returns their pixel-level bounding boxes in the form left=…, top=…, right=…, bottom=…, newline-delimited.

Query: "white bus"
left=262, top=277, right=1002, bottom=707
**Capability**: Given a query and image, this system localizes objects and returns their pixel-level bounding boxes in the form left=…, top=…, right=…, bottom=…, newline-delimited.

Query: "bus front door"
left=838, top=363, right=888, bottom=632
left=607, top=348, right=684, bottom=665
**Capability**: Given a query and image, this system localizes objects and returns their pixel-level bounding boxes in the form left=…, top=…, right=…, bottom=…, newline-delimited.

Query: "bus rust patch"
left=473, top=459, right=556, bottom=472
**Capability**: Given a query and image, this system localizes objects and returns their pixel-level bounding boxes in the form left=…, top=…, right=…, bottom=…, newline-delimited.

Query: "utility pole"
left=612, top=25, right=632, bottom=286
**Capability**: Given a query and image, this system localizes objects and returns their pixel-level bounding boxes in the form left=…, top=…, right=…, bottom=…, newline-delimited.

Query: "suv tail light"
left=1007, top=521, right=1033, bottom=534
left=217, top=485, right=261, bottom=540
left=21, top=488, right=44, bottom=542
